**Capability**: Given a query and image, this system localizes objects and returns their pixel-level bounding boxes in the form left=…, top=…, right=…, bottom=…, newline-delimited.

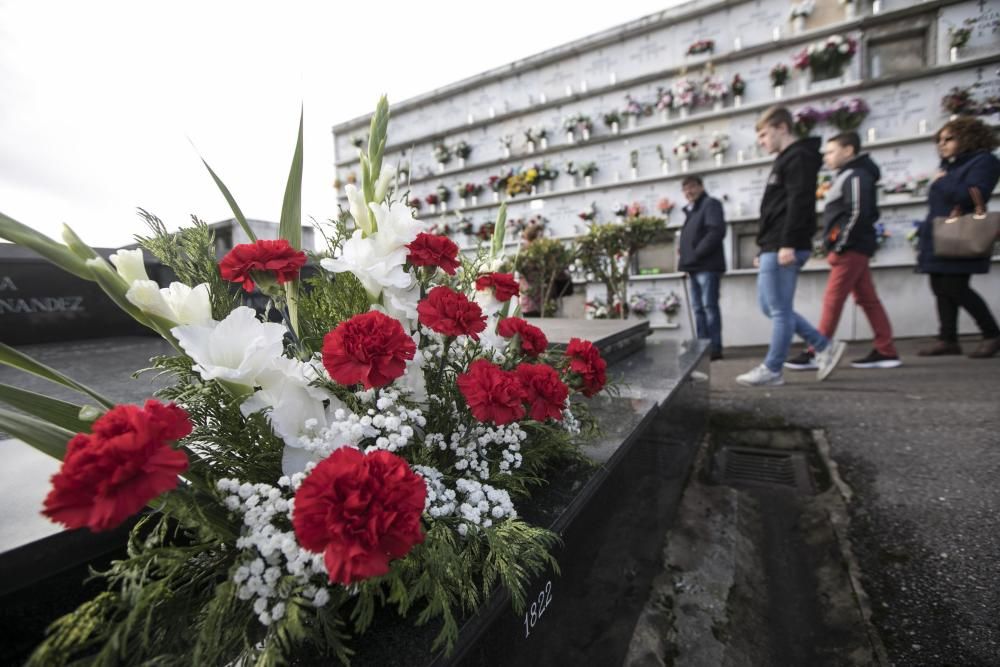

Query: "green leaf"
left=0, top=342, right=115, bottom=409
left=279, top=107, right=304, bottom=252
left=60, top=223, right=101, bottom=262
left=0, top=407, right=75, bottom=460
left=491, top=203, right=508, bottom=259
left=0, top=383, right=94, bottom=434
left=199, top=157, right=258, bottom=243
left=0, top=212, right=92, bottom=280
left=367, top=96, right=390, bottom=181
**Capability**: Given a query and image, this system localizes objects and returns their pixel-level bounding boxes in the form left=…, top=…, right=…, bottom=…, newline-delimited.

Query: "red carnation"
left=42, top=400, right=191, bottom=532
left=565, top=337, right=607, bottom=397
left=417, top=286, right=487, bottom=340
left=457, top=359, right=526, bottom=425
left=219, top=239, right=307, bottom=292
left=407, top=232, right=460, bottom=275
left=322, top=311, right=416, bottom=389
left=516, top=363, right=568, bottom=421
left=293, top=447, right=426, bottom=586
left=475, top=273, right=520, bottom=302
left=497, top=317, right=548, bottom=356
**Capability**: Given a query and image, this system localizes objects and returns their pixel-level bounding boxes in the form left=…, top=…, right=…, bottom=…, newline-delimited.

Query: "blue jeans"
left=757, top=250, right=828, bottom=373
left=689, top=271, right=722, bottom=353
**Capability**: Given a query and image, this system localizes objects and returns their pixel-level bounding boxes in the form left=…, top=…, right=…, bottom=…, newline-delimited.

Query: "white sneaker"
left=815, top=340, right=847, bottom=381
left=736, top=364, right=785, bottom=387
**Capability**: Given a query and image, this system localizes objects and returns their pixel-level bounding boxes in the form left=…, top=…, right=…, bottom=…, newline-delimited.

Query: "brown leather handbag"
left=932, top=187, right=1000, bottom=258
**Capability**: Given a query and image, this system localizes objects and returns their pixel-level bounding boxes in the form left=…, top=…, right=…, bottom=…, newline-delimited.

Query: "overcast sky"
left=0, top=0, right=684, bottom=249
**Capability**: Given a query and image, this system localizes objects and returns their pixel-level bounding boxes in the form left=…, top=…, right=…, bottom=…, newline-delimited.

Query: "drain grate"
left=716, top=446, right=815, bottom=494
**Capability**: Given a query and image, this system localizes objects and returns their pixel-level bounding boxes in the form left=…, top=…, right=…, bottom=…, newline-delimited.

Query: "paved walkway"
left=705, top=336, right=1000, bottom=666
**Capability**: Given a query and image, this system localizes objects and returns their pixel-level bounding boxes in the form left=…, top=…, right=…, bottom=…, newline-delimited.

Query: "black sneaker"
left=784, top=350, right=817, bottom=370
left=851, top=349, right=902, bottom=368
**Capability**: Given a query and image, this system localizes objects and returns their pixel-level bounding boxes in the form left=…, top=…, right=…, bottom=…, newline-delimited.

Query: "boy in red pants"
left=785, top=132, right=901, bottom=370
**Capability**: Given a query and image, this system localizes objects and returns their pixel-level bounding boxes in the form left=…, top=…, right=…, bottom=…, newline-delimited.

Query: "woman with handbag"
left=916, top=117, right=1000, bottom=358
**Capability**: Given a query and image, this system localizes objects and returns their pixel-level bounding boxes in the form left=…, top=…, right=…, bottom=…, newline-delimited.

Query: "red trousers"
left=819, top=251, right=897, bottom=356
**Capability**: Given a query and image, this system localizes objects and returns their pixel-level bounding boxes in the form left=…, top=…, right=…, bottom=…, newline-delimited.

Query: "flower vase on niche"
left=459, top=157, right=466, bottom=169
left=471, top=195, right=478, bottom=206
left=872, top=0, right=882, bottom=12
left=612, top=121, right=620, bottom=135
left=503, top=147, right=511, bottom=159
left=582, top=128, right=591, bottom=141
left=540, top=137, right=548, bottom=149
left=459, top=197, right=467, bottom=208
left=800, top=70, right=811, bottom=93
left=661, top=161, right=670, bottom=175
left=584, top=175, right=593, bottom=187
left=713, top=101, right=723, bottom=112
left=566, top=130, right=575, bottom=144
left=681, top=159, right=690, bottom=172
left=793, top=15, right=805, bottom=33
left=733, top=36, right=742, bottom=50
left=734, top=94, right=743, bottom=108
left=680, top=106, right=689, bottom=119
left=844, top=0, right=857, bottom=18
left=714, top=153, right=724, bottom=167
left=661, top=109, right=669, bottom=122
left=440, top=201, right=448, bottom=212
left=544, top=181, right=553, bottom=193
left=630, top=167, right=638, bottom=180
left=429, top=203, right=437, bottom=214
left=950, top=47, right=959, bottom=63
left=530, top=186, right=537, bottom=196
left=774, top=85, right=784, bottom=99
left=437, top=162, right=445, bottom=174
left=627, top=116, right=637, bottom=130
left=492, top=191, right=500, bottom=203
left=527, top=141, right=536, bottom=154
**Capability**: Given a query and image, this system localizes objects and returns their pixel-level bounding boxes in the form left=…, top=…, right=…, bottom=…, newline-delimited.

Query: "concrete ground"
left=705, top=335, right=1000, bottom=666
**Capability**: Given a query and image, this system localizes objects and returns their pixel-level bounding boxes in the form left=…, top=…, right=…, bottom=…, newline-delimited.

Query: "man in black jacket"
left=737, top=106, right=846, bottom=387
left=786, top=131, right=901, bottom=370
left=678, top=175, right=726, bottom=360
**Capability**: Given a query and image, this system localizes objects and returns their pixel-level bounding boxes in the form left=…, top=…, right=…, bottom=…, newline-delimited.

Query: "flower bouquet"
left=655, top=87, right=674, bottom=117
left=626, top=202, right=645, bottom=218
left=941, top=86, right=978, bottom=115
left=351, top=135, right=365, bottom=148
left=603, top=110, right=622, bottom=133
left=457, top=182, right=482, bottom=206
left=425, top=192, right=441, bottom=208
left=671, top=77, right=698, bottom=115
left=506, top=166, right=540, bottom=197
left=563, top=113, right=593, bottom=142
left=428, top=220, right=452, bottom=236
left=578, top=202, right=598, bottom=222
left=731, top=74, right=746, bottom=106
left=827, top=97, right=870, bottom=130
left=408, top=196, right=423, bottom=211
left=794, top=34, right=858, bottom=81
left=672, top=136, right=699, bottom=166
left=584, top=298, right=610, bottom=319
left=770, top=63, right=790, bottom=89
left=794, top=105, right=827, bottom=137
left=436, top=183, right=451, bottom=203
left=789, top=0, right=814, bottom=21
left=458, top=218, right=475, bottom=236
left=657, top=198, right=675, bottom=216
left=455, top=140, right=473, bottom=160
left=660, top=291, right=682, bottom=316
left=628, top=293, right=652, bottom=317
left=613, top=202, right=629, bottom=218
left=701, top=75, right=729, bottom=110
left=579, top=161, right=599, bottom=185
left=499, top=135, right=513, bottom=158
left=709, top=132, right=730, bottom=165
left=433, top=141, right=452, bottom=165
left=949, top=18, right=976, bottom=50
left=524, top=127, right=548, bottom=151
left=476, top=220, right=496, bottom=241
left=686, top=39, right=715, bottom=56
left=0, top=97, right=611, bottom=666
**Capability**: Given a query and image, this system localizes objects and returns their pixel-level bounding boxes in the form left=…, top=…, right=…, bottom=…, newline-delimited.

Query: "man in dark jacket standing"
left=737, top=106, right=846, bottom=387
left=678, top=175, right=726, bottom=360
left=787, top=132, right=901, bottom=370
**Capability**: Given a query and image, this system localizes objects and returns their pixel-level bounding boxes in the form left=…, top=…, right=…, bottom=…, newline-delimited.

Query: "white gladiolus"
left=368, top=202, right=421, bottom=255
left=172, top=306, right=286, bottom=388
left=374, top=164, right=396, bottom=203
left=321, top=231, right=412, bottom=298
left=127, top=280, right=213, bottom=326
left=345, top=184, right=372, bottom=236
left=109, top=248, right=150, bottom=284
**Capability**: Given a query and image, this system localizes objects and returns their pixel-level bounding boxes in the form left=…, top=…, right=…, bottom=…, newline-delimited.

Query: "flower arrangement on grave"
left=457, top=182, right=483, bottom=199
left=579, top=161, right=599, bottom=178
left=455, top=141, right=472, bottom=160
left=613, top=202, right=629, bottom=218
left=524, top=126, right=548, bottom=147
left=457, top=218, right=475, bottom=236
left=671, top=76, right=699, bottom=110
left=476, top=220, right=496, bottom=241
left=770, top=63, right=790, bottom=88
left=433, top=141, right=452, bottom=165
left=622, top=94, right=651, bottom=119
left=672, top=135, right=699, bottom=161
left=941, top=86, right=978, bottom=115
left=686, top=39, right=715, bottom=56
left=603, top=110, right=622, bottom=128
left=789, top=0, right=814, bottom=20
left=657, top=198, right=676, bottom=216
left=535, top=161, right=560, bottom=182
left=436, top=184, right=452, bottom=203
left=505, top=166, right=540, bottom=197
left=628, top=293, right=653, bottom=317
left=0, top=97, right=613, bottom=666
left=793, top=105, right=827, bottom=137
left=709, top=132, right=730, bottom=157
left=428, top=220, right=453, bottom=236
left=701, top=75, right=730, bottom=105
left=563, top=113, right=594, bottom=135
left=793, top=34, right=858, bottom=80
left=575, top=216, right=667, bottom=319
left=408, top=196, right=423, bottom=211
left=578, top=202, right=598, bottom=221
left=585, top=298, right=610, bottom=319
left=626, top=202, right=645, bottom=218
left=425, top=192, right=441, bottom=207
left=731, top=74, right=746, bottom=97
left=660, top=291, right=682, bottom=316
left=949, top=18, right=976, bottom=49
left=656, top=145, right=669, bottom=165
left=397, top=161, right=410, bottom=181
left=655, top=86, right=675, bottom=111
left=827, top=97, right=870, bottom=130
left=351, top=135, right=365, bottom=148
left=488, top=170, right=512, bottom=193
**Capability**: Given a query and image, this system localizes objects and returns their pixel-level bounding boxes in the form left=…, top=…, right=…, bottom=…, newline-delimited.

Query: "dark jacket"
left=757, top=137, right=823, bottom=252
left=821, top=153, right=880, bottom=256
left=917, top=149, right=1000, bottom=275
left=678, top=193, right=726, bottom=273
